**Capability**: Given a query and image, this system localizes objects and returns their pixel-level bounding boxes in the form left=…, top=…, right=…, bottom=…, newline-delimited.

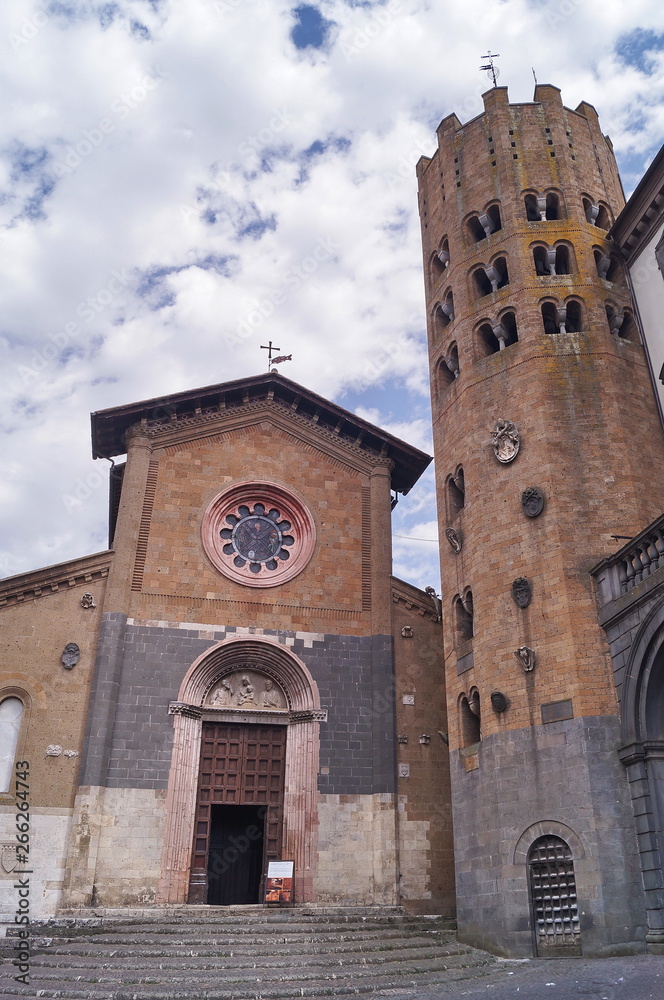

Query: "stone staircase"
left=0, top=906, right=498, bottom=999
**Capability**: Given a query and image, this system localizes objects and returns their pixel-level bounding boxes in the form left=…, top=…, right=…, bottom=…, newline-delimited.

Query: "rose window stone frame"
left=202, top=481, right=316, bottom=588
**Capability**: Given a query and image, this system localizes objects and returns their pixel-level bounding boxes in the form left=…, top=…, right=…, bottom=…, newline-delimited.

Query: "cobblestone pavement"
left=393, top=955, right=664, bottom=1000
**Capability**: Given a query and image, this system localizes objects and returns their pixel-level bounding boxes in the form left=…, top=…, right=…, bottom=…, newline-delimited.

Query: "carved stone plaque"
left=512, top=578, right=532, bottom=608
left=522, top=486, right=545, bottom=518
left=445, top=527, right=462, bottom=553
left=491, top=691, right=508, bottom=713
left=206, top=670, right=287, bottom=710
left=61, top=643, right=80, bottom=670
left=491, top=419, right=520, bottom=464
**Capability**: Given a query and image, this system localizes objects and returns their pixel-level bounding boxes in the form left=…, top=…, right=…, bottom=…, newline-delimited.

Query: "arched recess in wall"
left=156, top=636, right=323, bottom=906
left=0, top=691, right=28, bottom=795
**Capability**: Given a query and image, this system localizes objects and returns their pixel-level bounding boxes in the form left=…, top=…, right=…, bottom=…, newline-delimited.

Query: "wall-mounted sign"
left=265, top=860, right=294, bottom=904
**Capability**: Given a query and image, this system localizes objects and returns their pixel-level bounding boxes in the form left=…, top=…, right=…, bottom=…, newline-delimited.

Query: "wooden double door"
left=188, top=722, right=287, bottom=905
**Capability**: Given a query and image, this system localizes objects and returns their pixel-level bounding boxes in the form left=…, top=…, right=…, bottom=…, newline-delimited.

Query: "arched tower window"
left=0, top=696, right=25, bottom=794
left=435, top=291, right=455, bottom=333
left=534, top=245, right=555, bottom=276
left=478, top=310, right=518, bottom=355
left=595, top=203, right=612, bottom=231
left=545, top=191, right=561, bottom=220
left=524, top=193, right=541, bottom=221
left=447, top=467, right=465, bottom=515
left=455, top=590, right=473, bottom=643
left=437, top=344, right=459, bottom=389
left=565, top=300, right=582, bottom=332
left=583, top=196, right=599, bottom=225
left=594, top=249, right=623, bottom=283
left=431, top=238, right=450, bottom=281
left=528, top=835, right=581, bottom=956
left=607, top=304, right=638, bottom=341
left=541, top=301, right=559, bottom=334
left=554, top=245, right=571, bottom=275
left=459, top=690, right=481, bottom=746
left=467, top=215, right=486, bottom=243
left=471, top=257, right=509, bottom=299
left=485, top=203, right=502, bottom=233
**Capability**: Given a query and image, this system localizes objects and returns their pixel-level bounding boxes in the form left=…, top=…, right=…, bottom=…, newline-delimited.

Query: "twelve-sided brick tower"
left=417, top=84, right=664, bottom=956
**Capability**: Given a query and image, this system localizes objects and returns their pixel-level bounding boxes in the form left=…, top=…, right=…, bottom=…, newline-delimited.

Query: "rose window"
left=202, top=482, right=316, bottom=588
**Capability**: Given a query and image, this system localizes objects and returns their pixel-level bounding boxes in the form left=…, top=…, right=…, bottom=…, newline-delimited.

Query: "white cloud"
left=0, top=0, right=662, bottom=587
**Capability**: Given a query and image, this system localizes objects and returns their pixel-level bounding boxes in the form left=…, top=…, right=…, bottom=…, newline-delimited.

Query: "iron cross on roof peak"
left=480, top=52, right=500, bottom=88
left=260, top=341, right=292, bottom=372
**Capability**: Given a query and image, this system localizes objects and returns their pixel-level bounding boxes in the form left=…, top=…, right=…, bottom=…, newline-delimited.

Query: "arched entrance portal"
left=156, top=637, right=325, bottom=906
left=527, top=835, right=581, bottom=956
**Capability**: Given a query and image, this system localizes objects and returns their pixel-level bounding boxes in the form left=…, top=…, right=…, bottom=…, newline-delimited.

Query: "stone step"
left=30, top=927, right=454, bottom=949
left=29, top=941, right=473, bottom=971
left=33, top=913, right=455, bottom=933
left=0, top=957, right=497, bottom=1000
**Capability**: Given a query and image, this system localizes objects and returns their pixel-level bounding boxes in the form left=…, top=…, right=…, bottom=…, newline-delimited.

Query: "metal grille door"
left=528, top=835, right=581, bottom=956
left=188, top=722, right=286, bottom=903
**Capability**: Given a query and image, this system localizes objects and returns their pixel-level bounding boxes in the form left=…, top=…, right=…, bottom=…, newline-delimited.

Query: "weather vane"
left=260, top=341, right=292, bottom=373
left=480, top=52, right=500, bottom=88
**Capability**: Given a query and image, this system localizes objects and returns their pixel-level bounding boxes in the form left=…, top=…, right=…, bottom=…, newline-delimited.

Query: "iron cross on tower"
left=260, top=341, right=292, bottom=372
left=480, top=52, right=500, bottom=87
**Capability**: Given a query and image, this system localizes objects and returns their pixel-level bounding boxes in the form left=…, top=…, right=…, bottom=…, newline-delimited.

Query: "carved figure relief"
left=521, top=486, right=545, bottom=517
left=80, top=592, right=96, bottom=609
left=207, top=670, right=287, bottom=711
left=61, top=643, right=80, bottom=670
left=491, top=419, right=520, bottom=463
left=512, top=577, right=532, bottom=608
left=401, top=625, right=414, bottom=638
left=514, top=646, right=536, bottom=672
left=445, top=528, right=462, bottom=553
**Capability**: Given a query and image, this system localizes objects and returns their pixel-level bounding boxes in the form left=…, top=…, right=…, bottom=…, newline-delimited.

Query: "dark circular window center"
left=233, top=516, right=281, bottom=561
left=219, top=503, right=295, bottom=573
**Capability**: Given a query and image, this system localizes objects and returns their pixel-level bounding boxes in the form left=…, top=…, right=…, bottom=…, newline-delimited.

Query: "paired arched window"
left=606, top=304, right=638, bottom=341
left=583, top=197, right=612, bottom=230
left=0, top=696, right=25, bottom=794
left=541, top=299, right=583, bottom=334
left=467, top=203, right=502, bottom=243
left=524, top=190, right=562, bottom=221
left=533, top=243, right=572, bottom=276
left=472, top=257, right=509, bottom=298
left=477, top=310, right=518, bottom=356
left=594, top=248, right=623, bottom=283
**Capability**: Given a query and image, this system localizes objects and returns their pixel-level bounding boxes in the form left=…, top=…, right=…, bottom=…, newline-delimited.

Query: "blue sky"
left=1, top=0, right=663, bottom=592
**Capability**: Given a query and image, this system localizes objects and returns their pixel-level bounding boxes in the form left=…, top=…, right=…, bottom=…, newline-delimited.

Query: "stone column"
left=156, top=704, right=203, bottom=904
left=282, top=713, right=322, bottom=904
left=370, top=462, right=393, bottom=636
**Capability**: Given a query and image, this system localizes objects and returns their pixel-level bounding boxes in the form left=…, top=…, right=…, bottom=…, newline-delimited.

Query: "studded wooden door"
left=528, top=835, right=581, bottom=956
left=188, top=722, right=287, bottom=904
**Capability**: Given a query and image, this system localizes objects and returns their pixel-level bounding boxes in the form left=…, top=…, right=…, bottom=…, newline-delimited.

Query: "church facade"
left=0, top=374, right=453, bottom=921
left=2, top=83, right=664, bottom=960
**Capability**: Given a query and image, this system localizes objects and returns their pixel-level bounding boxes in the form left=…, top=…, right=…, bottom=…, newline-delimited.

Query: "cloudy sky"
left=1, top=0, right=663, bottom=593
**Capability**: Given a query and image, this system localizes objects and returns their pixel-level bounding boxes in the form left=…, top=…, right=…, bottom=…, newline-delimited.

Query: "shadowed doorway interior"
left=208, top=804, right=265, bottom=905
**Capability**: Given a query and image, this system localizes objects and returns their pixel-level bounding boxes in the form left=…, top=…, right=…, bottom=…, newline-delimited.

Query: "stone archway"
left=156, top=636, right=325, bottom=905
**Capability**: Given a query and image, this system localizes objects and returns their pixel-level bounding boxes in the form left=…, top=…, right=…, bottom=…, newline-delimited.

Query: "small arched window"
left=438, top=345, right=459, bottom=390
left=431, top=238, right=450, bottom=281
left=435, top=291, right=455, bottom=334
left=541, top=301, right=559, bottom=334
left=545, top=192, right=561, bottom=220
left=485, top=204, right=502, bottom=233
left=565, top=300, right=582, bottom=333
left=460, top=691, right=481, bottom=746
left=594, top=249, right=622, bottom=283
left=555, top=245, right=571, bottom=275
left=595, top=203, right=611, bottom=231
left=0, top=697, right=25, bottom=794
left=524, top=193, right=541, bottom=221
left=447, top=467, right=465, bottom=515
left=455, top=590, right=473, bottom=643
left=467, top=215, right=486, bottom=243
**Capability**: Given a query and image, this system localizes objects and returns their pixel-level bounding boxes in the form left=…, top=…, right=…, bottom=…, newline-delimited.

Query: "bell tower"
left=417, top=84, right=664, bottom=955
